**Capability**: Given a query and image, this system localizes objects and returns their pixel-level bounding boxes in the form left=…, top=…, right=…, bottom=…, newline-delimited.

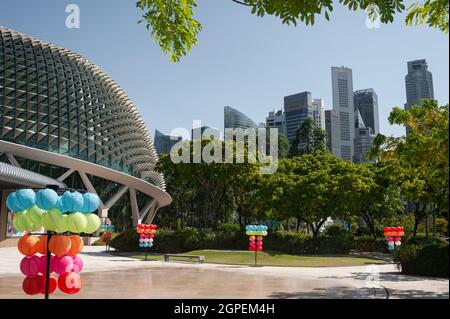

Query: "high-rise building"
left=154, top=129, right=182, bottom=155
left=353, top=127, right=375, bottom=164
left=191, top=126, right=221, bottom=140
left=224, top=106, right=257, bottom=130
left=284, top=92, right=313, bottom=144
left=405, top=59, right=434, bottom=110
left=354, top=89, right=379, bottom=135
left=324, top=110, right=340, bottom=154
left=331, top=67, right=355, bottom=161
left=266, top=109, right=286, bottom=135
left=312, top=99, right=326, bottom=130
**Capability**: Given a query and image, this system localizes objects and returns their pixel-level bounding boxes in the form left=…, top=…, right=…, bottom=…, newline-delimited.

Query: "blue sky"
left=1, top=0, right=448, bottom=139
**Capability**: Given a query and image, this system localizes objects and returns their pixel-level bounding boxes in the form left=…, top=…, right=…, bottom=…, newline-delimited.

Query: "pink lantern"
left=20, top=256, right=40, bottom=277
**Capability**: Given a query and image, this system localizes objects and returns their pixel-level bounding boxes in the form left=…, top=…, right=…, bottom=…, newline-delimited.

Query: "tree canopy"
left=136, top=0, right=449, bottom=62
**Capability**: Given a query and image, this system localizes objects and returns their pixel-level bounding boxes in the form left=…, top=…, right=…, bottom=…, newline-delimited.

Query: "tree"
left=374, top=100, right=449, bottom=237
left=351, top=162, right=404, bottom=240
left=136, top=0, right=449, bottom=62
left=289, top=117, right=326, bottom=157
left=262, top=150, right=357, bottom=236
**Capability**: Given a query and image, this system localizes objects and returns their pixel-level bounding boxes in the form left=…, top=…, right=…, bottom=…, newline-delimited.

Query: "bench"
left=164, top=254, right=205, bottom=264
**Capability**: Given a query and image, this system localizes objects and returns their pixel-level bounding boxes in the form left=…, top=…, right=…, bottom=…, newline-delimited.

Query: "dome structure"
left=0, top=26, right=171, bottom=236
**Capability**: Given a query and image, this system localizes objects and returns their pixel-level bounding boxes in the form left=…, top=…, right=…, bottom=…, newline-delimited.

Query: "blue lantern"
left=61, top=191, right=84, bottom=213
left=14, top=189, right=36, bottom=211
left=36, top=188, right=59, bottom=210
left=6, top=192, right=22, bottom=212
left=81, top=193, right=100, bottom=213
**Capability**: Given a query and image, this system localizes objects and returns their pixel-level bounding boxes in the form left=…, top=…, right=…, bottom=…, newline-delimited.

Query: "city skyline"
left=0, top=0, right=448, bottom=141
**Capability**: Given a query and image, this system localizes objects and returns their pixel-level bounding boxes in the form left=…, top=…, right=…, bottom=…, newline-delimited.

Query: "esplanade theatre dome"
left=0, top=27, right=171, bottom=240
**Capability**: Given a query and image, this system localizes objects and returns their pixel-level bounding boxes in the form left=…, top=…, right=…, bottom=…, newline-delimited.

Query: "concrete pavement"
left=0, top=246, right=448, bottom=299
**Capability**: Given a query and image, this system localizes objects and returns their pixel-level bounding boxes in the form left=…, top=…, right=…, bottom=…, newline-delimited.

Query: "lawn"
left=113, top=249, right=387, bottom=267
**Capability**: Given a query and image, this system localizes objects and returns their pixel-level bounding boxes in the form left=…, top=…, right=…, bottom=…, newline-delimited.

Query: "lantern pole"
left=44, top=230, right=52, bottom=300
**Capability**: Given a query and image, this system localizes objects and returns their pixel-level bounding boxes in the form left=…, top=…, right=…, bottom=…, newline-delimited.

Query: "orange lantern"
left=17, top=234, right=40, bottom=256
left=37, top=235, right=48, bottom=255
left=49, top=235, right=72, bottom=257
left=68, top=235, right=84, bottom=255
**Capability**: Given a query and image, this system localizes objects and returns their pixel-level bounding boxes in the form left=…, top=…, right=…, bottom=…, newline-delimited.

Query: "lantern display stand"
left=100, top=220, right=114, bottom=253
left=245, top=225, right=268, bottom=267
left=137, top=224, right=157, bottom=261
left=9, top=186, right=102, bottom=300
left=384, top=227, right=405, bottom=253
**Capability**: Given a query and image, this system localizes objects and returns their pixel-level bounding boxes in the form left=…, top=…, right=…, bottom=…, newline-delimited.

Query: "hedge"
left=395, top=242, right=449, bottom=278
left=110, top=228, right=353, bottom=254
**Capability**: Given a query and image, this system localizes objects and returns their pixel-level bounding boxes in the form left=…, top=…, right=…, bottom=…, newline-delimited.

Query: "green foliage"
left=374, top=101, right=449, bottom=237
left=217, top=223, right=241, bottom=233
left=395, top=242, right=449, bottom=278
left=406, top=0, right=449, bottom=33
left=353, top=235, right=387, bottom=252
left=137, top=0, right=447, bottom=62
left=136, top=0, right=202, bottom=62
left=289, top=117, right=326, bottom=157
left=110, top=228, right=353, bottom=254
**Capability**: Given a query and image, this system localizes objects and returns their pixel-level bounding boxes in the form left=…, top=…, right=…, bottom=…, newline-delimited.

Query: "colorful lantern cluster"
left=7, top=189, right=101, bottom=234
left=137, top=224, right=157, bottom=248
left=246, top=225, right=268, bottom=252
left=6, top=188, right=102, bottom=297
left=100, top=225, right=115, bottom=243
left=384, top=227, right=405, bottom=252
left=18, top=234, right=84, bottom=295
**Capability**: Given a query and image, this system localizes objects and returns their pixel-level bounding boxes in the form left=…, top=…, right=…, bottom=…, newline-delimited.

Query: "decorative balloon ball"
left=38, top=255, right=57, bottom=274
left=61, top=191, right=84, bottom=213
left=12, top=212, right=27, bottom=232
left=43, top=209, right=66, bottom=232
left=256, top=241, right=263, bottom=246
left=14, top=189, right=36, bottom=212
left=37, top=235, right=48, bottom=255
left=18, top=234, right=40, bottom=256
left=256, top=246, right=263, bottom=252
left=81, top=193, right=100, bottom=213
left=84, top=213, right=101, bottom=234
left=7, top=192, right=22, bottom=212
left=20, top=255, right=41, bottom=277
left=388, top=241, right=395, bottom=246
left=22, top=275, right=43, bottom=295
left=58, top=272, right=82, bottom=294
left=388, top=245, right=395, bottom=251
left=39, top=276, right=57, bottom=295
left=68, top=235, right=84, bottom=255
left=249, top=236, right=256, bottom=242
left=49, top=235, right=72, bottom=257
left=27, top=205, right=45, bottom=227
left=395, top=241, right=402, bottom=246
left=36, top=189, right=59, bottom=211
left=139, top=243, right=144, bottom=248
left=66, top=213, right=88, bottom=233
left=72, top=255, right=84, bottom=273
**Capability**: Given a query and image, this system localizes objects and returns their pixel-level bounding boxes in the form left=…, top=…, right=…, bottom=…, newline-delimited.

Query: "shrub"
left=353, top=235, right=387, bottom=252
left=110, top=228, right=352, bottom=254
left=217, top=223, right=241, bottom=234
left=395, top=242, right=449, bottom=278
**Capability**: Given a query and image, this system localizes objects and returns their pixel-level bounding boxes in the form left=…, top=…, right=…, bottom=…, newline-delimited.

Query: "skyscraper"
left=284, top=92, right=313, bottom=144
left=405, top=59, right=435, bottom=110
left=266, top=109, right=286, bottom=135
left=154, top=129, right=182, bottom=155
left=331, top=67, right=355, bottom=161
left=354, top=89, right=379, bottom=135
left=224, top=106, right=258, bottom=130
left=324, top=110, right=340, bottom=155
left=312, top=99, right=326, bottom=130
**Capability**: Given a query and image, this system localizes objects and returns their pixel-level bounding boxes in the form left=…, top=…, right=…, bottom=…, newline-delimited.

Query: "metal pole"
left=254, top=248, right=257, bottom=266
left=45, top=231, right=52, bottom=300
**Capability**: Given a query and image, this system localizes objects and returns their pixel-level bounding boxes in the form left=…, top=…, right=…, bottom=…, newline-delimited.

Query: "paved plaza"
left=0, top=246, right=448, bottom=299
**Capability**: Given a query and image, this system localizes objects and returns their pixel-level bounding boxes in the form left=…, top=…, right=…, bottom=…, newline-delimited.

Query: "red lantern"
left=22, top=275, right=43, bottom=295
left=58, top=272, right=82, bottom=294
left=39, top=276, right=57, bottom=295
